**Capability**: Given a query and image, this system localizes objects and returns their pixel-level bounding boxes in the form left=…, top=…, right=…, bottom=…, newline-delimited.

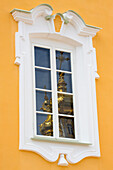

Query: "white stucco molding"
left=10, top=4, right=101, bottom=37
left=11, top=4, right=101, bottom=166
left=63, top=10, right=101, bottom=37
left=10, top=4, right=53, bottom=24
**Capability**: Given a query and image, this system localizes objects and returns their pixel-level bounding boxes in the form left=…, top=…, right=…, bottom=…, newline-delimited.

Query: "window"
left=11, top=4, right=101, bottom=166
left=33, top=45, right=76, bottom=140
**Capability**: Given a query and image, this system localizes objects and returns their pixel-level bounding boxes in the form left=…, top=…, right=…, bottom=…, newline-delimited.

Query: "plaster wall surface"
left=0, top=0, right=113, bottom=169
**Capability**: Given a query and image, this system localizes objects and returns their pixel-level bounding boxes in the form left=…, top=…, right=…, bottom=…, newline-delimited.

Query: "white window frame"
left=11, top=4, right=101, bottom=166
left=32, top=43, right=78, bottom=142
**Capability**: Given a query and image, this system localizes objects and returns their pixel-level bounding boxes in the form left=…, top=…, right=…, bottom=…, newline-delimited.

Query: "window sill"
left=31, top=136, right=91, bottom=145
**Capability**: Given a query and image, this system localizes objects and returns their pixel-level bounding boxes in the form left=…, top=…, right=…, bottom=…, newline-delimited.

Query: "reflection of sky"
left=57, top=72, right=72, bottom=93
left=36, top=113, right=53, bottom=135
left=56, top=51, right=71, bottom=71
left=36, top=91, right=52, bottom=112
left=35, top=68, right=51, bottom=90
left=35, top=47, right=50, bottom=68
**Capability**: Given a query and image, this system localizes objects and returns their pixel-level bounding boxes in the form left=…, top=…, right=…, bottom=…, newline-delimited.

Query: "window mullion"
left=51, top=47, right=56, bottom=138
left=52, top=48, right=59, bottom=138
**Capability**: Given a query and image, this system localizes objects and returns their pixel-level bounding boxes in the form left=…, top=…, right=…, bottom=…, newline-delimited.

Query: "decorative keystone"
left=58, top=154, right=68, bottom=166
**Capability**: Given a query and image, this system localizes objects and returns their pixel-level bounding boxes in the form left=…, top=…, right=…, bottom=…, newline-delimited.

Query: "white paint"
left=11, top=4, right=101, bottom=165
left=58, top=154, right=68, bottom=166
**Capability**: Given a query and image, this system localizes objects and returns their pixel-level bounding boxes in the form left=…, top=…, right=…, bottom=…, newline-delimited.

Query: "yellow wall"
left=0, top=0, right=113, bottom=169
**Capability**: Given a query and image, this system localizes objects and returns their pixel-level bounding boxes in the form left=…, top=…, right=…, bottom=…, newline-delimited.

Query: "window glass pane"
left=56, top=50, right=71, bottom=72
left=57, top=72, right=72, bottom=93
left=57, top=94, right=73, bottom=115
left=34, top=46, right=50, bottom=68
left=36, top=91, right=52, bottom=113
left=35, top=68, right=51, bottom=90
left=36, top=113, right=53, bottom=136
left=59, top=116, right=75, bottom=139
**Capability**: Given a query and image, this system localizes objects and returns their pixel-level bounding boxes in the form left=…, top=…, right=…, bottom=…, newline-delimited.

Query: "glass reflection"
left=57, top=72, right=72, bottom=93
left=56, top=50, right=71, bottom=71
left=36, top=113, right=53, bottom=136
left=34, top=46, right=50, bottom=68
left=58, top=93, right=73, bottom=115
left=36, top=91, right=52, bottom=112
left=59, top=116, right=75, bottom=138
left=35, top=68, right=51, bottom=90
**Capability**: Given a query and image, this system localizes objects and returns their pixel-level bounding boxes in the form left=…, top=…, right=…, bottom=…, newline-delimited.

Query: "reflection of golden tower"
left=57, top=72, right=67, bottom=92
left=57, top=72, right=73, bottom=115
left=39, top=52, right=74, bottom=137
left=39, top=114, right=53, bottom=136
left=39, top=86, right=53, bottom=136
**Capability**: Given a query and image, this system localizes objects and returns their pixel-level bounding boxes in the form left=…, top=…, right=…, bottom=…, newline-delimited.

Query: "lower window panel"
left=59, top=116, right=75, bottom=139
left=36, top=113, right=53, bottom=136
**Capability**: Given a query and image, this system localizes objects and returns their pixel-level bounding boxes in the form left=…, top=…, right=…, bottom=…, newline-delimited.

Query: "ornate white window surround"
left=11, top=4, right=101, bottom=166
